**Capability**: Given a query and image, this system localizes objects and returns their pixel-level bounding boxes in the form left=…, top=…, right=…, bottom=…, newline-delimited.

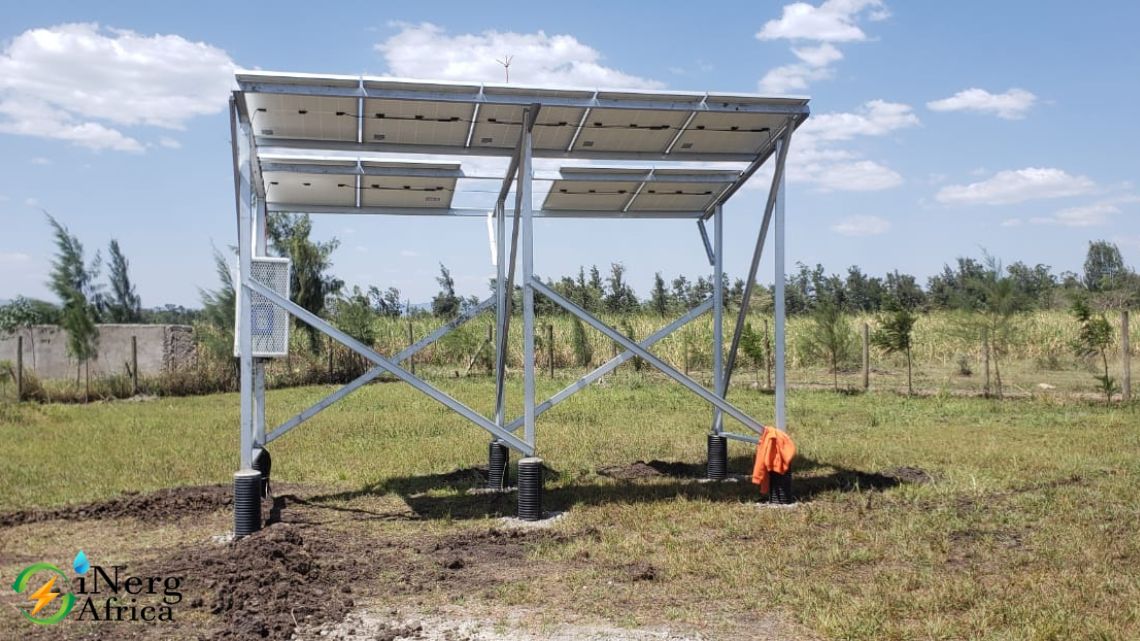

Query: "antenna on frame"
left=495, top=54, right=513, bottom=83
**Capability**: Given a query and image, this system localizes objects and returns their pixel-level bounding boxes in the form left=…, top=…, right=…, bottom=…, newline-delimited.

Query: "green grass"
left=2, top=376, right=1139, bottom=639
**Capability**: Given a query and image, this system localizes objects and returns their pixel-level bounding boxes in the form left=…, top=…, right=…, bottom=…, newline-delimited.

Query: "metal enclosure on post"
left=228, top=71, right=809, bottom=532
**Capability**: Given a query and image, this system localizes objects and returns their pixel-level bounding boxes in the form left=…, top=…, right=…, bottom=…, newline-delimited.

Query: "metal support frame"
left=532, top=279, right=766, bottom=435
left=717, top=122, right=794, bottom=413
left=711, top=204, right=725, bottom=434
left=774, top=167, right=787, bottom=430
left=264, top=296, right=495, bottom=444
left=231, top=98, right=255, bottom=471
left=230, top=77, right=803, bottom=490
left=247, top=279, right=531, bottom=454
left=505, top=298, right=713, bottom=432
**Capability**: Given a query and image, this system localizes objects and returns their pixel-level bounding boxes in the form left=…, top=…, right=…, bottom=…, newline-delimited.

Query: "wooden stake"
left=1123, top=310, right=1132, bottom=402
left=764, top=319, right=772, bottom=390
left=131, top=335, right=139, bottom=395
left=547, top=324, right=554, bottom=378
left=862, top=322, right=870, bottom=391
left=407, top=319, right=415, bottom=375
left=15, top=335, right=24, bottom=402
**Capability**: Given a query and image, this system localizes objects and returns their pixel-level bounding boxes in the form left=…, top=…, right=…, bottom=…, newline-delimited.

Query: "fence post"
left=131, top=335, right=139, bottom=395
left=16, top=335, right=24, bottom=401
left=862, top=322, right=870, bottom=391
left=407, top=319, right=415, bottom=375
left=764, top=319, right=772, bottom=390
left=547, top=324, right=554, bottom=378
left=1123, top=310, right=1132, bottom=402
left=982, top=329, right=991, bottom=398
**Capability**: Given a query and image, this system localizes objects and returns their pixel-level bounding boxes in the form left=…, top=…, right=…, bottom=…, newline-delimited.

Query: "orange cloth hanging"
left=751, top=427, right=796, bottom=494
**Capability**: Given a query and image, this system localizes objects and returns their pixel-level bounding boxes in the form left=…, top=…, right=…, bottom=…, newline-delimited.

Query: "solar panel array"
left=238, top=71, right=809, bottom=217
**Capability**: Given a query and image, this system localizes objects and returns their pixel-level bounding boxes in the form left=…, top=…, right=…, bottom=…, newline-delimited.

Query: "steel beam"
left=265, top=203, right=707, bottom=219
left=711, top=204, right=725, bottom=434
left=532, top=280, right=766, bottom=434
left=257, top=138, right=759, bottom=163
left=520, top=119, right=536, bottom=446
left=231, top=98, right=255, bottom=471
left=722, top=431, right=760, bottom=445
left=697, top=219, right=715, bottom=266
left=237, top=76, right=811, bottom=116
left=494, top=200, right=507, bottom=428
left=774, top=167, right=787, bottom=430
left=264, top=296, right=495, bottom=444
left=505, top=298, right=713, bottom=432
left=720, top=126, right=793, bottom=396
left=246, top=280, right=532, bottom=454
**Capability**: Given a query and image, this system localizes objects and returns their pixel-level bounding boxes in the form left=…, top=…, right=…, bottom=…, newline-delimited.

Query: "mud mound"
left=169, top=523, right=365, bottom=641
left=597, top=460, right=705, bottom=480
left=597, top=461, right=664, bottom=480
left=0, top=485, right=233, bottom=528
left=880, top=466, right=935, bottom=485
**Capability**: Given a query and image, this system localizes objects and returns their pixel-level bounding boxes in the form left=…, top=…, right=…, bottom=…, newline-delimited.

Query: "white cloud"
left=757, top=0, right=887, bottom=42
left=24, top=197, right=39, bottom=207
left=801, top=99, right=919, bottom=141
left=376, top=23, right=662, bottom=89
left=1001, top=218, right=1022, bottom=227
left=400, top=249, right=420, bottom=257
left=814, top=160, right=902, bottom=191
left=157, top=136, right=181, bottom=149
left=791, top=42, right=844, bottom=66
left=775, top=100, right=913, bottom=192
left=0, top=23, right=235, bottom=151
left=927, top=88, right=1037, bottom=120
left=756, top=1, right=887, bottom=93
left=830, top=214, right=891, bottom=236
left=1030, top=202, right=1119, bottom=227
left=30, top=156, right=51, bottom=165
left=936, top=167, right=1095, bottom=205
left=0, top=251, right=32, bottom=264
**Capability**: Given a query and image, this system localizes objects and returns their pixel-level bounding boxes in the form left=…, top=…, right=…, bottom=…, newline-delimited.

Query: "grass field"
left=1, top=375, right=1138, bottom=640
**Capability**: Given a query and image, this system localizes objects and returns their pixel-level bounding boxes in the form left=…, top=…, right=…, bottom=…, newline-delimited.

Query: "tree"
left=740, top=321, right=768, bottom=386
left=367, top=286, right=403, bottom=318
left=431, top=263, right=461, bottom=318
left=570, top=316, right=592, bottom=366
left=198, top=245, right=237, bottom=363
left=1070, top=295, right=1117, bottom=401
left=802, top=300, right=856, bottom=391
left=649, top=272, right=670, bottom=316
left=105, top=239, right=142, bottom=323
left=45, top=214, right=102, bottom=386
left=0, top=297, right=60, bottom=332
left=1083, top=240, right=1126, bottom=292
left=872, top=304, right=918, bottom=395
left=267, top=213, right=343, bottom=352
left=604, top=263, right=638, bottom=313
left=947, top=253, right=1029, bottom=398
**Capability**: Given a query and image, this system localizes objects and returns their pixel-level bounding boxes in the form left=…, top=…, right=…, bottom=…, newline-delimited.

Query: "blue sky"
left=1, top=1, right=1137, bottom=307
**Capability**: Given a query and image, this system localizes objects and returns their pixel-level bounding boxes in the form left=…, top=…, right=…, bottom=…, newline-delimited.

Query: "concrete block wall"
left=0, top=325, right=195, bottom=380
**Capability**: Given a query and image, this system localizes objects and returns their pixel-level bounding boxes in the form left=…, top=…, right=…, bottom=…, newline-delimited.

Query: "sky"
left=0, top=0, right=1138, bottom=307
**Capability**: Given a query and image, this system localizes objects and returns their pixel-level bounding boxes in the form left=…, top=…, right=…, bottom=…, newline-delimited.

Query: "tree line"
left=3, top=213, right=1137, bottom=394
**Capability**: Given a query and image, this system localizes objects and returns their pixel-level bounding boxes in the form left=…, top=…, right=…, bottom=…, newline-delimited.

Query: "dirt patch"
left=145, top=521, right=366, bottom=641
left=879, top=466, right=936, bottom=485
left=597, top=461, right=664, bottom=480
left=597, top=460, right=707, bottom=480
left=0, top=485, right=235, bottom=528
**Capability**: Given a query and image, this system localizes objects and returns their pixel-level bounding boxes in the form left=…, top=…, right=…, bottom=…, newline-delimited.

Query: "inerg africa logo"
left=9, top=551, right=88, bottom=625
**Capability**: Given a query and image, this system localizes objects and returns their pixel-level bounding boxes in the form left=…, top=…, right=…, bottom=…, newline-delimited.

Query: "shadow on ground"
left=289, top=455, right=932, bottom=521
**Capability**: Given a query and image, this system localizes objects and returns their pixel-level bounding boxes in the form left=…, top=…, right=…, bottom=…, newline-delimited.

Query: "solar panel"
left=542, top=167, right=736, bottom=214
left=570, top=109, right=690, bottom=154
left=246, top=93, right=358, bottom=142
left=263, top=160, right=459, bottom=209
